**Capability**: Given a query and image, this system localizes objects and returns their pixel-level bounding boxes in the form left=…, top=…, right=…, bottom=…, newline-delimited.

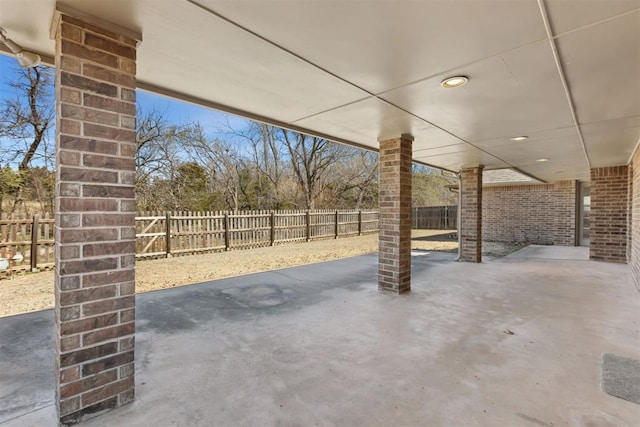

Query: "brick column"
left=460, top=166, right=483, bottom=262
left=378, top=134, right=412, bottom=293
left=53, top=10, right=140, bottom=425
left=590, top=166, right=629, bottom=263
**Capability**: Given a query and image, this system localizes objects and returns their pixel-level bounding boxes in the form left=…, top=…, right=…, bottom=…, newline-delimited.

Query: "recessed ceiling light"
left=440, top=76, right=468, bottom=88
left=510, top=136, right=528, bottom=141
left=536, top=158, right=549, bottom=162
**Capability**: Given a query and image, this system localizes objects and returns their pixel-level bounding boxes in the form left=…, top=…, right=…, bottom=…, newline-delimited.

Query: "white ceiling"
left=1, top=0, right=639, bottom=182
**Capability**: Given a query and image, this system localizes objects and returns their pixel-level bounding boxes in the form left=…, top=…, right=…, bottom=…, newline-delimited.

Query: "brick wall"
left=54, top=12, right=138, bottom=425
left=460, top=167, right=483, bottom=262
left=590, top=166, right=628, bottom=263
left=627, top=164, right=633, bottom=265
left=482, top=181, right=577, bottom=245
left=378, top=135, right=412, bottom=293
left=631, top=152, right=640, bottom=290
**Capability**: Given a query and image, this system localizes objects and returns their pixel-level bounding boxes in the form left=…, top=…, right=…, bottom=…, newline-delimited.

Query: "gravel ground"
left=0, top=230, right=522, bottom=317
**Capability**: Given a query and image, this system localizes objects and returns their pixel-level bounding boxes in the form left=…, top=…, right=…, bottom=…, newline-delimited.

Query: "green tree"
left=174, top=162, right=209, bottom=211
left=0, top=165, right=20, bottom=216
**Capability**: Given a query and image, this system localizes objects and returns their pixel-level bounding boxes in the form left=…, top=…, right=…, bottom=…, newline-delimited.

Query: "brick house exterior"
left=630, top=152, right=640, bottom=290
left=482, top=181, right=577, bottom=245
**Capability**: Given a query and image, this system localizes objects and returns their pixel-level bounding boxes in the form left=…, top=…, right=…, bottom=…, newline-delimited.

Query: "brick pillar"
left=378, top=134, right=412, bottom=293
left=460, top=166, right=483, bottom=262
left=590, top=166, right=629, bottom=263
left=53, top=10, right=140, bottom=425
left=552, top=180, right=578, bottom=246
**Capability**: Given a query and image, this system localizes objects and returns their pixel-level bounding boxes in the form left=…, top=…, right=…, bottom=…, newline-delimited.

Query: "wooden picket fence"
left=0, top=212, right=55, bottom=276
left=0, top=210, right=379, bottom=276
left=412, top=206, right=457, bottom=229
left=135, top=209, right=379, bottom=258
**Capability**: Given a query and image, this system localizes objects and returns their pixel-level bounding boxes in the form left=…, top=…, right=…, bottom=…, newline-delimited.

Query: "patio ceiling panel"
left=203, top=0, right=548, bottom=95
left=412, top=146, right=509, bottom=173
left=473, top=127, right=589, bottom=182
left=580, top=116, right=640, bottom=167
left=545, top=0, right=640, bottom=34
left=291, top=97, right=437, bottom=146
left=380, top=40, right=575, bottom=143
left=553, top=10, right=640, bottom=169
left=473, top=126, right=578, bottom=149
left=132, top=2, right=369, bottom=124
left=485, top=133, right=589, bottom=181
left=555, top=11, right=640, bottom=125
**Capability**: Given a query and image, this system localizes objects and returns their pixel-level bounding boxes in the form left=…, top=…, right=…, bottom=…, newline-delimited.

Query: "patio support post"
left=460, top=166, right=483, bottom=262
left=590, top=166, right=629, bottom=262
left=378, top=134, right=413, bottom=293
left=53, top=8, right=140, bottom=425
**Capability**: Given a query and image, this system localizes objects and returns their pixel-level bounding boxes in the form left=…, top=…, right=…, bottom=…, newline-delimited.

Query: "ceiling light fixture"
left=510, top=136, right=528, bottom=141
left=536, top=158, right=549, bottom=162
left=0, top=27, right=41, bottom=68
left=440, top=76, right=468, bottom=88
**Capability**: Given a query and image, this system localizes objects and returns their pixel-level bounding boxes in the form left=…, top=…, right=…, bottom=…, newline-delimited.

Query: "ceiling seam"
left=287, top=96, right=375, bottom=125
left=579, top=114, right=640, bottom=127
left=288, top=38, right=552, bottom=125
left=184, top=0, right=548, bottom=181
left=185, top=0, right=376, bottom=99
left=627, top=137, right=640, bottom=165
left=552, top=8, right=640, bottom=41
left=376, top=9, right=640, bottom=99
left=374, top=97, right=551, bottom=181
left=537, top=0, right=592, bottom=172
left=373, top=38, right=550, bottom=98
left=184, top=0, right=525, bottom=174
left=136, top=81, right=456, bottom=173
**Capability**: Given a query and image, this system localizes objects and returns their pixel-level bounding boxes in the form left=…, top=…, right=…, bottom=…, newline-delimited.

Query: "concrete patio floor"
left=1, top=246, right=639, bottom=426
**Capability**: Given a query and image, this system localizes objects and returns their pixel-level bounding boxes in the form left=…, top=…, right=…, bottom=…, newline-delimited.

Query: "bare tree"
left=134, top=109, right=216, bottom=211
left=329, top=149, right=379, bottom=209
left=0, top=65, right=54, bottom=213
left=226, top=122, right=290, bottom=209
left=412, top=166, right=458, bottom=207
left=182, top=133, right=248, bottom=211
left=280, top=129, right=347, bottom=209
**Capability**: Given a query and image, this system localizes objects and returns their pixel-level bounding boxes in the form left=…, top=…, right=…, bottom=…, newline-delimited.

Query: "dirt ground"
left=0, top=230, right=522, bottom=317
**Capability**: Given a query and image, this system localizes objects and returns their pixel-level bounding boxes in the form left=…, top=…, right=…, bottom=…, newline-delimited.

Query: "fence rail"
left=0, top=212, right=55, bottom=275
left=412, top=206, right=457, bottom=229
left=135, top=209, right=379, bottom=258
left=1, top=210, right=379, bottom=276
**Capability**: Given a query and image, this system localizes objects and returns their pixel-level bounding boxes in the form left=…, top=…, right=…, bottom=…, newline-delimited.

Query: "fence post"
left=224, top=213, right=230, bottom=251
left=358, top=211, right=362, bottom=236
left=306, top=210, right=311, bottom=242
left=30, top=213, right=39, bottom=272
left=334, top=210, right=339, bottom=239
left=270, top=211, right=276, bottom=246
left=444, top=206, right=449, bottom=229
left=165, top=211, right=172, bottom=258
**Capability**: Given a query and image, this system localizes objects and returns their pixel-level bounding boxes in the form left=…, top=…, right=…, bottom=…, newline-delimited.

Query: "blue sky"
left=0, top=53, right=250, bottom=146
left=135, top=90, right=249, bottom=137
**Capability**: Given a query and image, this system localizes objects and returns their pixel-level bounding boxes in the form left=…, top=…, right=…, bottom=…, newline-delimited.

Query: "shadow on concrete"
left=411, top=231, right=457, bottom=242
